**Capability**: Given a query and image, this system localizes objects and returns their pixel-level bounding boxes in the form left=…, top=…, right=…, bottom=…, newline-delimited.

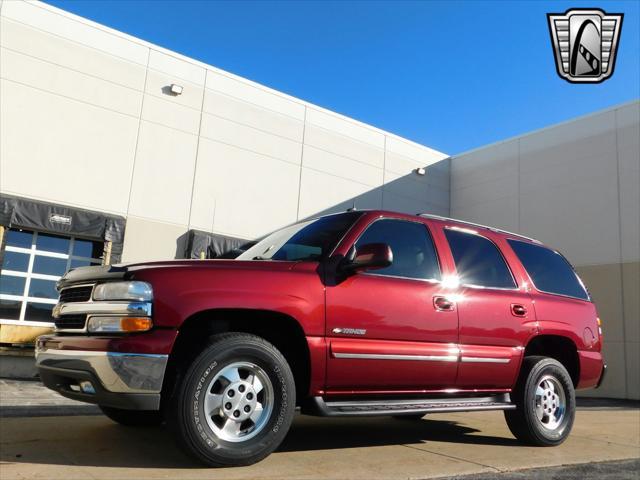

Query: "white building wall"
left=0, top=0, right=449, bottom=264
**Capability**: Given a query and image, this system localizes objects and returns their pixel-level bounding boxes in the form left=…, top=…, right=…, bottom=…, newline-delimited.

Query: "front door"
left=325, top=217, right=459, bottom=393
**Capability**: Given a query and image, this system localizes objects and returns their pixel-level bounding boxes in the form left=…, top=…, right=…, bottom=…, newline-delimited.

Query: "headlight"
left=93, top=281, right=153, bottom=301
left=87, top=316, right=153, bottom=333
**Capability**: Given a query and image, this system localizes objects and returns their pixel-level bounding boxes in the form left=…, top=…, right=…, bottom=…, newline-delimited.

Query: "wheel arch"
left=163, top=308, right=311, bottom=407
left=524, top=334, right=580, bottom=387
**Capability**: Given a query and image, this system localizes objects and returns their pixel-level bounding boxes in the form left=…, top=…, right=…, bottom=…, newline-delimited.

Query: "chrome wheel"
left=203, top=361, right=274, bottom=443
left=534, top=375, right=566, bottom=431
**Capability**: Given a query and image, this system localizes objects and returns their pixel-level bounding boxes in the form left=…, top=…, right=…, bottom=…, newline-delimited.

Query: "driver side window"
left=355, top=219, right=440, bottom=280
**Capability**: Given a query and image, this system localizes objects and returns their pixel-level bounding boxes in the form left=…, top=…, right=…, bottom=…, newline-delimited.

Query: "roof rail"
left=417, top=213, right=542, bottom=244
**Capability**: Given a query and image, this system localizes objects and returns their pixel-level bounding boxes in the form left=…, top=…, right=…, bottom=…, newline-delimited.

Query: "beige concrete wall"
left=0, top=0, right=448, bottom=264
left=450, top=101, right=640, bottom=400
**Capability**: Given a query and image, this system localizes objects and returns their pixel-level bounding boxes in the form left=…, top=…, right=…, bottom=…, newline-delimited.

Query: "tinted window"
left=69, top=258, right=102, bottom=269
left=6, top=229, right=32, bottom=249
left=35, top=233, right=70, bottom=254
left=0, top=299, right=21, bottom=320
left=508, top=240, right=589, bottom=300
left=445, top=229, right=515, bottom=288
left=32, top=256, right=68, bottom=276
left=28, top=279, right=59, bottom=299
left=1, top=251, right=30, bottom=271
left=73, top=239, right=103, bottom=259
left=237, top=212, right=362, bottom=262
left=24, top=302, right=55, bottom=322
left=356, top=219, right=440, bottom=280
left=0, top=275, right=26, bottom=296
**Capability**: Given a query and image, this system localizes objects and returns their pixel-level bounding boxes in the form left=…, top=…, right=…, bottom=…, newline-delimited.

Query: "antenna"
left=346, top=200, right=356, bottom=212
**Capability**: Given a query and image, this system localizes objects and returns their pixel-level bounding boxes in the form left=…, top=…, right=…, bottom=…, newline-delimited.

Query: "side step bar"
left=306, top=394, right=515, bottom=417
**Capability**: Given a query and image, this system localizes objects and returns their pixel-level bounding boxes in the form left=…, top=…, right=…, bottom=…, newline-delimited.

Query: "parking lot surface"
left=1, top=404, right=638, bottom=480
left=443, top=458, right=640, bottom=479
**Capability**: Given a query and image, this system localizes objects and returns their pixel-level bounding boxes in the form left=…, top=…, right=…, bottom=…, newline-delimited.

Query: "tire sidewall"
left=523, top=359, right=575, bottom=444
left=180, top=337, right=295, bottom=465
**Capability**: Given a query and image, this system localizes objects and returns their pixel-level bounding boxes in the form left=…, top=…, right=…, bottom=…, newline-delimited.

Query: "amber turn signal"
left=121, top=317, right=153, bottom=332
left=87, top=316, right=153, bottom=333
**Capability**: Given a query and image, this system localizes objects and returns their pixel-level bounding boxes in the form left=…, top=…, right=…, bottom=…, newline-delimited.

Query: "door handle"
left=433, top=296, right=455, bottom=311
left=511, top=304, right=528, bottom=317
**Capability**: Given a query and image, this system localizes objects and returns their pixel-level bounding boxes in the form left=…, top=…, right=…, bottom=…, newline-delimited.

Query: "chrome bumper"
left=53, top=300, right=153, bottom=333
left=36, top=347, right=168, bottom=394
left=54, top=301, right=152, bottom=318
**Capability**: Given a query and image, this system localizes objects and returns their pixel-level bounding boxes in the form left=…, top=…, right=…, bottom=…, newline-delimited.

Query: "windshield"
left=236, top=212, right=363, bottom=262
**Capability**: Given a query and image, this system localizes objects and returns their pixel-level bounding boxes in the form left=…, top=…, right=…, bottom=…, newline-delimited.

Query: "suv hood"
left=57, top=259, right=300, bottom=289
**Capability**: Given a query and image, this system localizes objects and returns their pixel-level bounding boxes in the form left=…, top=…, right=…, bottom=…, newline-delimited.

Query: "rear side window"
left=508, top=240, right=589, bottom=301
left=355, top=219, right=441, bottom=281
left=445, top=229, right=516, bottom=289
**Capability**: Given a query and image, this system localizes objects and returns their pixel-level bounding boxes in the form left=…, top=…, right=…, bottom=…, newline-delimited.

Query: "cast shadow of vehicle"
left=0, top=414, right=518, bottom=469
left=278, top=415, right=518, bottom=452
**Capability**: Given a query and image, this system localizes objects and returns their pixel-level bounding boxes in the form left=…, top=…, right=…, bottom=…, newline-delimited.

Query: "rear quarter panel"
left=531, top=294, right=601, bottom=351
left=530, top=293, right=603, bottom=388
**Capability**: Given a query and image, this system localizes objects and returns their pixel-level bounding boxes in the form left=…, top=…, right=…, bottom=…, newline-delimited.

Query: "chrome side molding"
left=333, top=350, right=513, bottom=364
left=333, top=352, right=458, bottom=362
left=460, top=356, right=511, bottom=364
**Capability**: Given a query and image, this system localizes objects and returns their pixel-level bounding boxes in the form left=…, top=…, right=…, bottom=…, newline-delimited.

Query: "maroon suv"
left=36, top=210, right=605, bottom=466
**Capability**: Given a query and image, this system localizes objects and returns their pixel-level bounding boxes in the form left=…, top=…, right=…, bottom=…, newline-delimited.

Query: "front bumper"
left=36, top=345, right=168, bottom=410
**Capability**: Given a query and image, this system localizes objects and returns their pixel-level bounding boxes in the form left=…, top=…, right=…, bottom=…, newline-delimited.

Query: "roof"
left=317, top=209, right=543, bottom=244
left=417, top=213, right=542, bottom=243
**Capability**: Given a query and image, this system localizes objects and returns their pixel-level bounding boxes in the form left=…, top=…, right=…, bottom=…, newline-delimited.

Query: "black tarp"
left=0, top=194, right=126, bottom=263
left=182, top=229, right=254, bottom=259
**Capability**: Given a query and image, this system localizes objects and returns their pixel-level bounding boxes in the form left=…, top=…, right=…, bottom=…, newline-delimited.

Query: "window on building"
left=355, top=219, right=441, bottom=281
left=0, top=229, right=103, bottom=326
left=445, top=228, right=516, bottom=289
left=508, top=239, right=589, bottom=301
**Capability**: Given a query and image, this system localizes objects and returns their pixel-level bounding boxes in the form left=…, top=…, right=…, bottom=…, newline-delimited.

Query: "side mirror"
left=342, top=243, right=393, bottom=274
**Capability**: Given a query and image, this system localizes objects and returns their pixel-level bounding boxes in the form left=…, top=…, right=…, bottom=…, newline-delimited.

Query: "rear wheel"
left=505, top=356, right=575, bottom=446
left=99, top=406, right=163, bottom=426
left=167, top=332, right=296, bottom=467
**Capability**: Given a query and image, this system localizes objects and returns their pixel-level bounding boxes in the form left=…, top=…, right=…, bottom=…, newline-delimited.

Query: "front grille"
left=59, top=286, right=93, bottom=303
left=54, top=314, right=87, bottom=330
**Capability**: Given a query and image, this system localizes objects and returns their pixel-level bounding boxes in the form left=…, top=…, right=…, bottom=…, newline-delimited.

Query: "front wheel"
left=167, top=333, right=296, bottom=467
left=505, top=356, right=575, bottom=446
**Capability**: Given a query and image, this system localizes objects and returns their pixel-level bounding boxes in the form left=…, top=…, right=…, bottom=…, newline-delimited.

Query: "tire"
left=504, top=356, right=575, bottom=446
left=99, top=405, right=164, bottom=426
left=167, top=332, right=296, bottom=467
left=392, top=414, right=426, bottom=421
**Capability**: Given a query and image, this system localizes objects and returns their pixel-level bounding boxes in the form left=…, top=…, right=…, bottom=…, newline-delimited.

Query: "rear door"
left=325, top=216, right=459, bottom=393
left=439, top=226, right=536, bottom=389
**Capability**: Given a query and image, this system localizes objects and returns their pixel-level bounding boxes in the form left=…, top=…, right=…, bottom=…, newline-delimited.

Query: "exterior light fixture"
left=415, top=167, right=426, bottom=176
left=170, top=84, right=183, bottom=95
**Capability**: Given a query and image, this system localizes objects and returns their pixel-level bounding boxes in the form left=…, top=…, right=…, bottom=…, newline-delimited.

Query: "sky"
left=45, top=0, right=639, bottom=155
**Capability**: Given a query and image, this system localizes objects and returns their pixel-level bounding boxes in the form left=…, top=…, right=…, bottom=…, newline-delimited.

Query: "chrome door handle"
left=433, top=296, right=455, bottom=311
left=511, top=304, right=528, bottom=317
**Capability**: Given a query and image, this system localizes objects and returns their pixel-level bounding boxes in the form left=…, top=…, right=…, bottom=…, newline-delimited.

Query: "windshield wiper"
left=252, top=256, right=270, bottom=260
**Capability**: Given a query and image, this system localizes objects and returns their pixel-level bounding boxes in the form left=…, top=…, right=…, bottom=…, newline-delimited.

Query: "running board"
left=306, top=394, right=515, bottom=417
